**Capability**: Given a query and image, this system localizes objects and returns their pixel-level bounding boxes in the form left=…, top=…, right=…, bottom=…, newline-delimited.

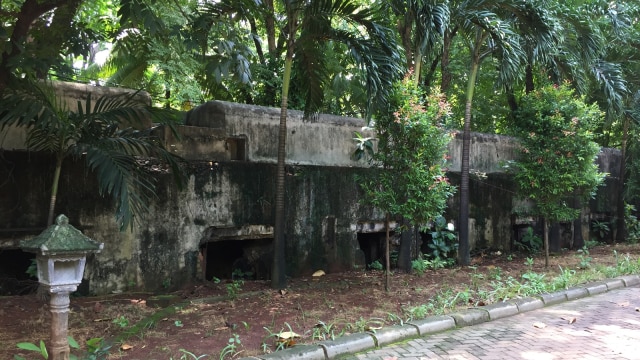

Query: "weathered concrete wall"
left=180, top=101, right=374, bottom=167
left=0, top=96, right=623, bottom=295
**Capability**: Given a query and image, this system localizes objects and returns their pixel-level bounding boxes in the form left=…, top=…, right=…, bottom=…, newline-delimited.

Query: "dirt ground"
left=2, top=243, right=639, bottom=360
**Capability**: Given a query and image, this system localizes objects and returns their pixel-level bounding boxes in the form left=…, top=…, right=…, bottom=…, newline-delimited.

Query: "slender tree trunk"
left=398, top=12, right=413, bottom=70
left=264, top=0, right=276, bottom=55
left=525, top=64, right=535, bottom=94
left=440, top=30, right=453, bottom=93
left=271, top=48, right=294, bottom=290
left=47, top=155, right=64, bottom=226
left=543, top=217, right=549, bottom=268
left=615, top=115, right=628, bottom=243
left=385, top=213, right=390, bottom=292
left=398, top=219, right=413, bottom=273
left=458, top=33, right=483, bottom=266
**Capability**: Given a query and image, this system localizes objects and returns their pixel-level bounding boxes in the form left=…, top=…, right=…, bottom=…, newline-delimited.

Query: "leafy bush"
left=368, top=260, right=384, bottom=271
left=514, top=227, right=542, bottom=253
left=625, top=204, right=640, bottom=244
left=426, top=216, right=458, bottom=260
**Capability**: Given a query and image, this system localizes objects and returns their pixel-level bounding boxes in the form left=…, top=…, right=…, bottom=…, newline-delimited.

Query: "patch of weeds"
left=514, top=227, right=542, bottom=253
left=521, top=271, right=547, bottom=295
left=591, top=220, right=610, bottom=242
left=550, top=266, right=576, bottom=290
left=368, top=260, right=383, bottom=271
left=174, top=349, right=208, bottom=360
left=312, top=321, right=340, bottom=341
left=576, top=246, right=592, bottom=269
left=226, top=280, right=244, bottom=300
left=524, top=257, right=535, bottom=270
left=112, top=315, right=129, bottom=328
left=403, top=304, right=432, bottom=320
left=15, top=336, right=109, bottom=360
left=220, top=334, right=242, bottom=359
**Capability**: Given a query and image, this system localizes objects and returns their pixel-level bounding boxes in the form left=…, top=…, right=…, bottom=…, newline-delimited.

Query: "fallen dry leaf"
left=533, top=322, right=546, bottom=329
left=120, top=344, right=133, bottom=351
left=277, top=331, right=301, bottom=340
left=561, top=316, right=577, bottom=324
left=279, top=289, right=287, bottom=296
left=312, top=270, right=326, bottom=277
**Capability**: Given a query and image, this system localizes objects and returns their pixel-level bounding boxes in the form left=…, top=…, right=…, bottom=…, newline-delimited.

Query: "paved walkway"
left=344, top=286, right=640, bottom=360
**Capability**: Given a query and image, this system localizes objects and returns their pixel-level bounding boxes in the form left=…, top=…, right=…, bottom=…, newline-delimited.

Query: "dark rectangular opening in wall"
left=0, top=249, right=36, bottom=295
left=357, top=232, right=391, bottom=268
left=202, top=238, right=272, bottom=280
left=226, top=137, right=246, bottom=161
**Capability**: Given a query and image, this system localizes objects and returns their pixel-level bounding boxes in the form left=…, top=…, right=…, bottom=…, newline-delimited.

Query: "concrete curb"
left=239, top=276, right=640, bottom=360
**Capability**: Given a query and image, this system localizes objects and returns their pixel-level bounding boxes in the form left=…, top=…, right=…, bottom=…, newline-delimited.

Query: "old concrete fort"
left=0, top=83, right=621, bottom=295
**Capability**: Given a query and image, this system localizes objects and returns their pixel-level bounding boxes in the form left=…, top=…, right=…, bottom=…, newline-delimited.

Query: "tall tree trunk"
left=47, top=154, right=64, bottom=226
left=271, top=46, right=294, bottom=290
left=264, top=0, right=276, bottom=55
left=398, top=219, right=413, bottom=273
left=615, top=115, right=628, bottom=243
left=458, top=33, right=483, bottom=266
left=398, top=11, right=413, bottom=70
left=543, top=217, right=549, bottom=268
left=525, top=64, right=534, bottom=94
left=440, top=30, right=453, bottom=93
left=384, top=213, right=390, bottom=292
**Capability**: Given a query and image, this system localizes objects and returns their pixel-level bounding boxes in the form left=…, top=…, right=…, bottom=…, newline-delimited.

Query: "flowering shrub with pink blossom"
left=359, top=73, right=456, bottom=233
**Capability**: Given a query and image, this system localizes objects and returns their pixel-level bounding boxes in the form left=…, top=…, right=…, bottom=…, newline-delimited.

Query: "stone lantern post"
left=21, top=214, right=103, bottom=360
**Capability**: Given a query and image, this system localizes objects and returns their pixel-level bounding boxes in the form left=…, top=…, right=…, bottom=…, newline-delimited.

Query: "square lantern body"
left=36, top=253, right=88, bottom=287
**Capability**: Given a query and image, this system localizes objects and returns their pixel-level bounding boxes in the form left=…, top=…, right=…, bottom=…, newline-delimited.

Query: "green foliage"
left=220, top=334, right=242, bottom=360
left=591, top=220, right=610, bottom=241
left=514, top=227, right=542, bottom=253
left=113, top=315, right=129, bottom=328
left=351, top=131, right=375, bottom=161
left=359, top=74, right=456, bottom=229
left=226, top=280, right=244, bottom=300
left=510, top=83, right=605, bottom=223
left=576, top=246, right=592, bottom=269
left=14, top=336, right=106, bottom=360
left=176, top=349, right=208, bottom=360
left=625, top=204, right=640, bottom=244
left=411, top=254, right=454, bottom=275
left=426, top=216, right=458, bottom=260
left=368, top=260, right=384, bottom=271
left=0, top=80, right=185, bottom=230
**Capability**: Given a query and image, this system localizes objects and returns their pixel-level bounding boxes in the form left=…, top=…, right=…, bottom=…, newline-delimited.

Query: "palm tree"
left=270, top=0, right=401, bottom=288
left=440, top=0, right=556, bottom=265
left=0, top=80, right=184, bottom=230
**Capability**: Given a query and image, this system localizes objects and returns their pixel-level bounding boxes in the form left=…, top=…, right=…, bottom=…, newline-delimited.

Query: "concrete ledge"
left=538, top=291, right=568, bottom=306
left=565, top=287, right=589, bottom=300
left=604, top=278, right=625, bottom=290
left=370, top=325, right=419, bottom=347
left=408, top=315, right=455, bottom=336
left=617, top=275, right=640, bottom=287
left=513, top=297, right=544, bottom=312
left=585, top=282, right=608, bottom=295
left=318, top=333, right=375, bottom=359
left=449, top=309, right=490, bottom=327
left=481, top=302, right=519, bottom=320
left=257, top=345, right=325, bottom=359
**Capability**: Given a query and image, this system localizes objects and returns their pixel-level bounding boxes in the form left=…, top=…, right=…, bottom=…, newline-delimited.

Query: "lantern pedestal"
left=49, top=286, right=76, bottom=360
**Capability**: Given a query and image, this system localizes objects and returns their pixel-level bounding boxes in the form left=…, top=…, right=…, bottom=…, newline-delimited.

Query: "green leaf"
left=16, top=342, right=41, bottom=352
left=67, top=336, right=80, bottom=349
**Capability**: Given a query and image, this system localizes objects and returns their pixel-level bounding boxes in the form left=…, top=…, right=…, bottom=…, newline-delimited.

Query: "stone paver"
left=344, top=286, right=640, bottom=360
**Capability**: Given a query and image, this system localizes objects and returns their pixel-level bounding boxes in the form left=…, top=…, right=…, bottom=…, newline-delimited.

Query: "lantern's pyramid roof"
left=20, top=215, right=103, bottom=253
